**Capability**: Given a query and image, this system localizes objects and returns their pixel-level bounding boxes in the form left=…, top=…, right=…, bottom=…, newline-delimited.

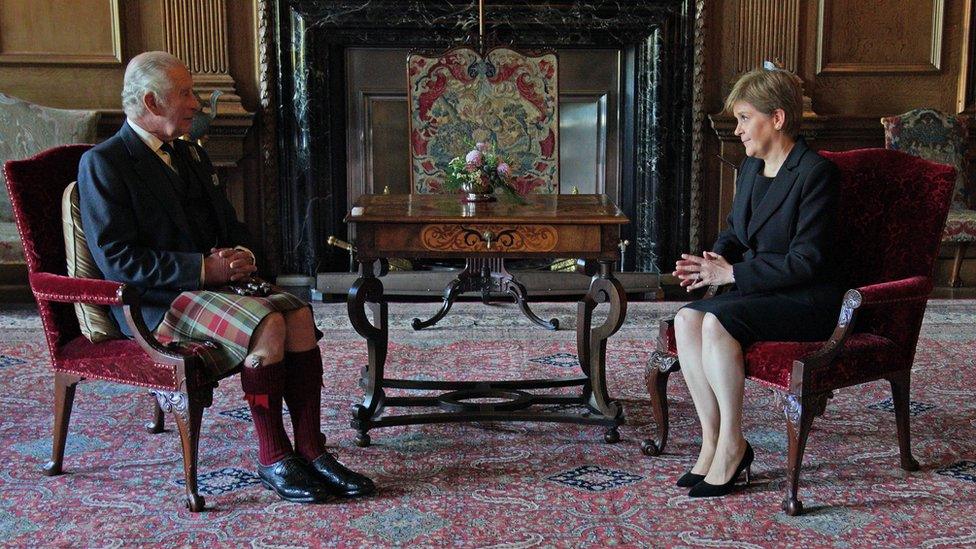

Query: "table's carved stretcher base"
left=410, top=257, right=559, bottom=331
left=348, top=259, right=626, bottom=446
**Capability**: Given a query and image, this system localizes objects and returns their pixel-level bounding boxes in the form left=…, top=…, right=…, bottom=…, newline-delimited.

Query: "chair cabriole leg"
left=42, top=372, right=82, bottom=476
left=641, top=353, right=677, bottom=456
left=949, top=242, right=967, bottom=288
left=146, top=397, right=165, bottom=434
left=782, top=392, right=826, bottom=516
left=887, top=369, right=920, bottom=471
left=176, top=394, right=205, bottom=512
left=154, top=389, right=208, bottom=512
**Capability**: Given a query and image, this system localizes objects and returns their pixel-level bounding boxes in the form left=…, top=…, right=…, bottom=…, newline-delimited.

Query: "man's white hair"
left=121, top=51, right=186, bottom=118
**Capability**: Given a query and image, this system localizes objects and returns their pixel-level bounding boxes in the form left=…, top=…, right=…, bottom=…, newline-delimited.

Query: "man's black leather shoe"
left=310, top=452, right=376, bottom=498
left=258, top=455, right=333, bottom=503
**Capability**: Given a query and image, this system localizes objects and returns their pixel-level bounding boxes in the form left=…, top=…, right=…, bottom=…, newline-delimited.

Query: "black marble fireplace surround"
left=272, top=0, right=702, bottom=275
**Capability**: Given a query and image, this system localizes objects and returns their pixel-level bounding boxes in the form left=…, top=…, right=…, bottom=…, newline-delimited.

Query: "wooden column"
left=733, top=0, right=801, bottom=74
left=160, top=0, right=252, bottom=166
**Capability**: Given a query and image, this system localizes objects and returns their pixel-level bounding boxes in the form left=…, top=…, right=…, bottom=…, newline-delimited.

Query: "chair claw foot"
left=185, top=493, right=205, bottom=512
left=640, top=439, right=662, bottom=456
left=41, top=461, right=62, bottom=476
left=782, top=497, right=803, bottom=516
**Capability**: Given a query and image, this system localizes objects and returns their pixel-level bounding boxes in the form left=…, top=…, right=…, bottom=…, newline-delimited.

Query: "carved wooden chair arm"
left=31, top=271, right=191, bottom=369
left=30, top=271, right=195, bottom=366
left=123, top=303, right=203, bottom=366
left=797, top=275, right=933, bottom=367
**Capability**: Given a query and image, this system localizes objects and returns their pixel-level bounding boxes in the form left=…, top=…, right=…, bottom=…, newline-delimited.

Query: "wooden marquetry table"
left=344, top=193, right=630, bottom=445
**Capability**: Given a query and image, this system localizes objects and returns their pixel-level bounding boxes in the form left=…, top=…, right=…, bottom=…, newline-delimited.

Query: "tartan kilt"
left=154, top=290, right=313, bottom=378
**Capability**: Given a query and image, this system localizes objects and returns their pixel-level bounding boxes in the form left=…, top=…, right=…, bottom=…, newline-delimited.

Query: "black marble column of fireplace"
left=274, top=0, right=699, bottom=275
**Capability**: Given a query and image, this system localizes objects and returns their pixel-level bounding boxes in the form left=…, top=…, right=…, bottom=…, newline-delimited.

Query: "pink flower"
left=475, top=142, right=489, bottom=151
left=496, top=162, right=510, bottom=177
left=465, top=150, right=483, bottom=167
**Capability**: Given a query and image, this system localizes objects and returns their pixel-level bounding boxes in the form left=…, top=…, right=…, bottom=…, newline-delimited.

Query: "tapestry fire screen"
left=407, top=46, right=559, bottom=195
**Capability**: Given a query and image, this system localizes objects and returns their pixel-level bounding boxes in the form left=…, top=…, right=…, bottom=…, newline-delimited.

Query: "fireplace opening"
left=269, top=0, right=702, bottom=296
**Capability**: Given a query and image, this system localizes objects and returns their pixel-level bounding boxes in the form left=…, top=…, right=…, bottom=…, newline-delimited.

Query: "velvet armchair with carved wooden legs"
left=4, top=144, right=237, bottom=512
left=640, top=148, right=955, bottom=515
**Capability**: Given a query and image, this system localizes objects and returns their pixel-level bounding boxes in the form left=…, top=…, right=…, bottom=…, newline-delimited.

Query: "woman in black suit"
left=672, top=64, right=842, bottom=497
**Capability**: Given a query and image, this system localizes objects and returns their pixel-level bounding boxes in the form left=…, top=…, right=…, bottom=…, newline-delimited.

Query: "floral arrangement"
left=443, top=142, right=522, bottom=200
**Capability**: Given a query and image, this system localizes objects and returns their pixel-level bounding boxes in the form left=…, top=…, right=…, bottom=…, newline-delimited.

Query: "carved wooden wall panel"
left=0, top=0, right=121, bottom=65
left=817, top=0, right=944, bottom=74
left=810, top=0, right=965, bottom=117
left=0, top=0, right=255, bottom=161
left=705, top=0, right=803, bottom=250
left=160, top=0, right=251, bottom=161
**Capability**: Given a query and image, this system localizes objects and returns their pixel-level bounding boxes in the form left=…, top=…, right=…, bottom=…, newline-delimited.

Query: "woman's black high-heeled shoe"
left=688, top=442, right=754, bottom=498
left=676, top=471, right=706, bottom=488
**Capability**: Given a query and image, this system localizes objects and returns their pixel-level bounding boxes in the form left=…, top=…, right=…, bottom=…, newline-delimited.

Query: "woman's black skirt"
left=680, top=284, right=844, bottom=348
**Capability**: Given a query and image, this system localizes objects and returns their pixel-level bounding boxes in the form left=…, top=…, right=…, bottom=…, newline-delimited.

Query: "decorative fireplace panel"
left=270, top=0, right=703, bottom=275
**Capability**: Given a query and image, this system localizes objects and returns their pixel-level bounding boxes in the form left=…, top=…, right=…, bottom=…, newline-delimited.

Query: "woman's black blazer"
left=712, top=137, right=841, bottom=305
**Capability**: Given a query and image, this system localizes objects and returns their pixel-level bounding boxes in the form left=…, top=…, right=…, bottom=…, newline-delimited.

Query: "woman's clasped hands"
left=674, top=251, right=734, bottom=292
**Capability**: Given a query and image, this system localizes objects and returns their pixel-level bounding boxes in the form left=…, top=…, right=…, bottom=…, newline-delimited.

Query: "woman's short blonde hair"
left=724, top=64, right=804, bottom=138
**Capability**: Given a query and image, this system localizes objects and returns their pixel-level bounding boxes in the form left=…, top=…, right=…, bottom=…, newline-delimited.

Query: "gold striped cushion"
left=62, top=182, right=122, bottom=342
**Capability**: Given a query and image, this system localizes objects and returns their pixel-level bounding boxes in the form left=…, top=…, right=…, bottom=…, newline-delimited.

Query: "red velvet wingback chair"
left=641, top=148, right=955, bottom=515
left=4, top=144, right=233, bottom=512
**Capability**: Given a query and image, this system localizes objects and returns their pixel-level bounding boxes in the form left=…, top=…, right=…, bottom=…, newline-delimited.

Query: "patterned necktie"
left=160, top=142, right=188, bottom=179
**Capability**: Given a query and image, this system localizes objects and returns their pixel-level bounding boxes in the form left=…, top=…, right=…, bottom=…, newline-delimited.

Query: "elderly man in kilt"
left=78, top=51, right=374, bottom=504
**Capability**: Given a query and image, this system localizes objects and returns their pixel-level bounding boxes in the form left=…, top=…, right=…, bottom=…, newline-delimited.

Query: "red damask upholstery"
left=659, top=326, right=898, bottom=392
left=643, top=148, right=955, bottom=516
left=3, top=144, right=230, bottom=512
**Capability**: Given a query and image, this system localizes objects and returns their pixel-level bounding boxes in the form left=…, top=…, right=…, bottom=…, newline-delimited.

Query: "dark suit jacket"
left=78, top=121, right=251, bottom=335
left=712, top=137, right=840, bottom=304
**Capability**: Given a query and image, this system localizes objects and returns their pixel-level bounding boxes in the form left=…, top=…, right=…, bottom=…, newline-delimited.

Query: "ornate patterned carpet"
left=0, top=300, right=974, bottom=547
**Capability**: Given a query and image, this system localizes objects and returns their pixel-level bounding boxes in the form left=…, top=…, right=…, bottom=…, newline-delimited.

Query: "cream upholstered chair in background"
left=0, top=92, right=99, bottom=296
left=881, top=108, right=976, bottom=287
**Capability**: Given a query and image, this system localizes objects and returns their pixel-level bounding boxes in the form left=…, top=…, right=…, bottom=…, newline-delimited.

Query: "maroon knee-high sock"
left=283, top=347, right=327, bottom=461
left=240, top=360, right=293, bottom=466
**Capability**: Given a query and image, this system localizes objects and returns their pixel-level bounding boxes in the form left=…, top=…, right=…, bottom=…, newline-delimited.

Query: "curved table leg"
left=505, top=278, right=559, bottom=331
left=414, top=257, right=560, bottom=332
left=577, top=260, right=627, bottom=442
left=348, top=263, right=388, bottom=447
left=412, top=277, right=464, bottom=330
